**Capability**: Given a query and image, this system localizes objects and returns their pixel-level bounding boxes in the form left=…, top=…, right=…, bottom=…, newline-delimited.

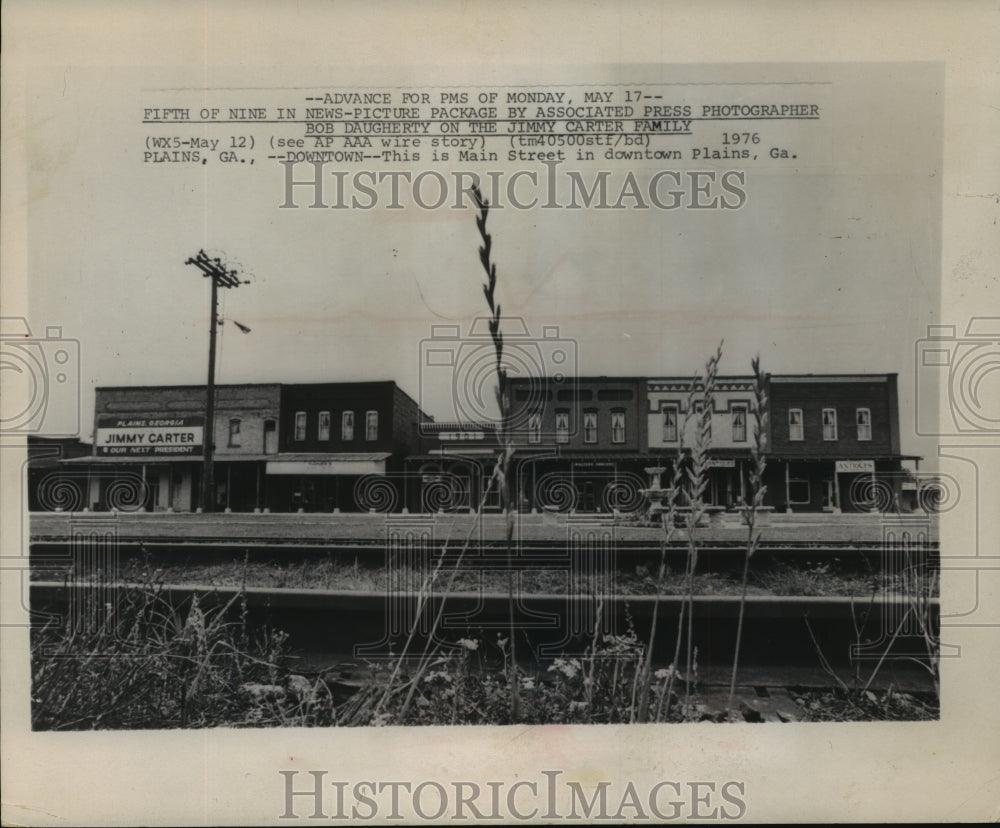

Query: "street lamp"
left=185, top=249, right=249, bottom=512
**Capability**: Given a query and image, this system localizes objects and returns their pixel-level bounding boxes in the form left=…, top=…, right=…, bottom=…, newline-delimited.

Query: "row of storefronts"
left=28, top=373, right=923, bottom=514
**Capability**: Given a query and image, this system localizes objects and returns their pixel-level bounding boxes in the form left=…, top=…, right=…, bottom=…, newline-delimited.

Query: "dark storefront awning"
left=61, top=454, right=199, bottom=464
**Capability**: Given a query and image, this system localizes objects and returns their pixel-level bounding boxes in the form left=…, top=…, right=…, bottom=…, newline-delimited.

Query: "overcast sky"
left=21, top=62, right=942, bottom=463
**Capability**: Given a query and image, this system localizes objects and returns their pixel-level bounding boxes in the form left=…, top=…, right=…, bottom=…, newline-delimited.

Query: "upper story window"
left=294, top=411, right=307, bottom=441
left=610, top=409, right=626, bottom=444
left=318, top=411, right=331, bottom=441
left=342, top=410, right=354, bottom=441
left=527, top=412, right=542, bottom=444
left=263, top=419, right=277, bottom=454
left=366, top=410, right=378, bottom=441
left=228, top=418, right=241, bottom=448
left=856, top=408, right=872, bottom=441
left=732, top=405, right=747, bottom=443
left=662, top=404, right=679, bottom=443
left=583, top=410, right=598, bottom=444
left=788, top=408, right=804, bottom=441
left=822, top=408, right=838, bottom=441
left=555, top=409, right=569, bottom=444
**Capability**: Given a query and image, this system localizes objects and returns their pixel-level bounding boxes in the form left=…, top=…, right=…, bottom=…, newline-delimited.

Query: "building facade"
left=36, top=372, right=916, bottom=514
left=646, top=375, right=760, bottom=509
left=57, top=381, right=427, bottom=512
left=506, top=376, right=649, bottom=514
left=268, top=381, right=425, bottom=512
left=407, top=421, right=504, bottom=513
left=764, top=374, right=911, bottom=512
left=63, top=383, right=282, bottom=512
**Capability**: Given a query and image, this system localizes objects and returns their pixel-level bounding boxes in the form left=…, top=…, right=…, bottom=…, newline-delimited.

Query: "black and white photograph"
left=2, top=2, right=998, bottom=824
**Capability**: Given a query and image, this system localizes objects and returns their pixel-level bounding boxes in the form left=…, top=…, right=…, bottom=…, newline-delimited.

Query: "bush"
left=31, top=582, right=333, bottom=730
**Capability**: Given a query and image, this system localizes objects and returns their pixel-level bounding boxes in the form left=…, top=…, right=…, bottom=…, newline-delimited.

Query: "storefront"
left=513, top=454, right=650, bottom=514
left=262, top=452, right=391, bottom=512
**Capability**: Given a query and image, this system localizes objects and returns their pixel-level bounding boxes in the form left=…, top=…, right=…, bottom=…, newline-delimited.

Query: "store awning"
left=61, top=454, right=199, bottom=464
left=766, top=455, right=921, bottom=462
left=265, top=453, right=390, bottom=476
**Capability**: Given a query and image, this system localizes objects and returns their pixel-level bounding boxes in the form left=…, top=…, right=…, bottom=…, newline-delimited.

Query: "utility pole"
left=185, top=250, right=247, bottom=512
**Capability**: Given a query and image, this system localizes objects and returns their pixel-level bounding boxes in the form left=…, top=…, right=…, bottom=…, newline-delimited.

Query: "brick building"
left=35, top=372, right=915, bottom=515
left=506, top=376, right=649, bottom=513
left=764, top=374, right=913, bottom=512
left=61, top=384, right=281, bottom=512
left=56, top=381, right=427, bottom=512
left=407, top=421, right=504, bottom=512
left=645, top=375, right=761, bottom=509
left=268, top=381, right=426, bottom=512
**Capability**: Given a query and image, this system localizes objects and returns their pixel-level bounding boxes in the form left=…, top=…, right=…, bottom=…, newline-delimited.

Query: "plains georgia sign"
left=96, top=416, right=204, bottom=456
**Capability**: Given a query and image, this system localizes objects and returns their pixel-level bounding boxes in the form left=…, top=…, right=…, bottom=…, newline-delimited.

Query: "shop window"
left=856, top=408, right=872, bottom=441
left=228, top=418, right=241, bottom=448
left=611, top=409, right=626, bottom=444
left=788, top=479, right=811, bottom=504
left=318, top=411, right=331, bottom=441
left=366, top=410, right=378, bottom=441
left=822, top=408, right=838, bottom=441
left=342, top=410, right=354, bottom=441
left=788, top=408, right=804, bottom=441
left=294, top=411, right=307, bottom=441
left=583, top=410, right=598, bottom=444
left=732, top=406, right=747, bottom=443
left=662, top=404, right=678, bottom=443
left=528, top=411, right=542, bottom=444
left=555, top=409, right=569, bottom=444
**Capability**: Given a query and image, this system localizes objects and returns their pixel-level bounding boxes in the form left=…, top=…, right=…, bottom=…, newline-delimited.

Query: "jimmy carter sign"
left=96, top=416, right=204, bottom=456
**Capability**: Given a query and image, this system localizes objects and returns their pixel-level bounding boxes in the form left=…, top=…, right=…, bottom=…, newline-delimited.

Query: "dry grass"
left=36, top=555, right=939, bottom=599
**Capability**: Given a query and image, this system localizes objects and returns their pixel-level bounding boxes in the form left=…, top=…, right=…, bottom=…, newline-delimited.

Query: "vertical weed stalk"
left=726, top=355, right=768, bottom=719
left=663, top=344, right=722, bottom=720
left=472, top=184, right=519, bottom=721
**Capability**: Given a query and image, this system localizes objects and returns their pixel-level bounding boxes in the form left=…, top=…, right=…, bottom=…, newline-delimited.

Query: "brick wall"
left=508, top=377, right=645, bottom=452
left=767, top=375, right=898, bottom=458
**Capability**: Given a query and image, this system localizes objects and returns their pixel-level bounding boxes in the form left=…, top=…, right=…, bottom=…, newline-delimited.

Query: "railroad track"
left=29, top=581, right=940, bottom=698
